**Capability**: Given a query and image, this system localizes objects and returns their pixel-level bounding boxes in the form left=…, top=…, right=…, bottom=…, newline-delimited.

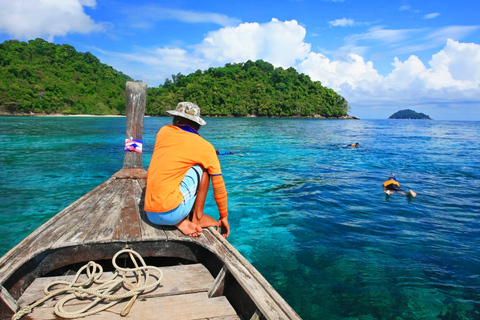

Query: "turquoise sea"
left=1, top=116, right=480, bottom=319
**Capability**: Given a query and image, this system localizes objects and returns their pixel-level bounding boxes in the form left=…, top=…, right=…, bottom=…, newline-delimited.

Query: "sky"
left=1, top=0, right=480, bottom=120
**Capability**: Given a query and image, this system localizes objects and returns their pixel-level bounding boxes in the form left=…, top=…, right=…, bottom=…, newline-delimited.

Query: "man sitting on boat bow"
left=144, top=102, right=230, bottom=238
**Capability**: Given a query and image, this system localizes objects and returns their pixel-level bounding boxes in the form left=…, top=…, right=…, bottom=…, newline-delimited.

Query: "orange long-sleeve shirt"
left=144, top=125, right=228, bottom=217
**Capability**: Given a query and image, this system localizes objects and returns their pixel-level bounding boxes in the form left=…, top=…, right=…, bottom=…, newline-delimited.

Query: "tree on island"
left=389, top=109, right=432, bottom=120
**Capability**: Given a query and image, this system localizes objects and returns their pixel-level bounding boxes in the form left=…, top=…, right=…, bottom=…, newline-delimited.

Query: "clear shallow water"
left=1, top=116, right=480, bottom=319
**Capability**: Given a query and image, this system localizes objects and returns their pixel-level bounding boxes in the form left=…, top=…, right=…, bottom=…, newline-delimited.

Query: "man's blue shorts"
left=146, top=165, right=203, bottom=225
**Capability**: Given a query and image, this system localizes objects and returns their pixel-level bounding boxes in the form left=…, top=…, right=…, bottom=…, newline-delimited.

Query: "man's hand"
left=218, top=216, right=230, bottom=238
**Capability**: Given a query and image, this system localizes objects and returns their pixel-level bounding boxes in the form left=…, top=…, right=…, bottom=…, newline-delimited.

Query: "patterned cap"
left=166, top=102, right=206, bottom=126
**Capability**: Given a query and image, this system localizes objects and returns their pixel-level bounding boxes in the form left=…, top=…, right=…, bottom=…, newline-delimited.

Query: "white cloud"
left=399, top=5, right=420, bottom=14
left=424, top=13, right=440, bottom=19
left=98, top=46, right=210, bottom=86
left=424, top=39, right=480, bottom=88
left=384, top=56, right=427, bottom=89
left=166, top=10, right=240, bottom=26
left=426, top=25, right=480, bottom=43
left=194, top=18, right=311, bottom=67
left=78, top=0, right=96, bottom=7
left=329, top=18, right=355, bottom=27
left=298, top=38, right=480, bottom=118
left=345, top=26, right=420, bottom=45
left=0, top=0, right=104, bottom=41
left=106, top=18, right=480, bottom=119
left=390, top=25, right=480, bottom=55
left=109, top=19, right=311, bottom=84
left=298, top=52, right=382, bottom=90
left=126, top=7, right=241, bottom=28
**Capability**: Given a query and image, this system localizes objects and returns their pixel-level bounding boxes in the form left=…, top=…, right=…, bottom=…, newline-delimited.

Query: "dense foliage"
left=0, top=39, right=350, bottom=118
left=147, top=60, right=350, bottom=118
left=0, top=39, right=133, bottom=115
left=389, top=109, right=432, bottom=120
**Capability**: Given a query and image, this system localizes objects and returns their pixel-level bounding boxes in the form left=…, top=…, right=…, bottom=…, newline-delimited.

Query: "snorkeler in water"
left=216, top=150, right=234, bottom=155
left=383, top=174, right=417, bottom=197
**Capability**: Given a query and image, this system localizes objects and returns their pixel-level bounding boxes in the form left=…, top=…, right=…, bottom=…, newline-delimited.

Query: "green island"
left=0, top=38, right=355, bottom=119
left=0, top=39, right=132, bottom=115
left=388, top=109, right=432, bottom=120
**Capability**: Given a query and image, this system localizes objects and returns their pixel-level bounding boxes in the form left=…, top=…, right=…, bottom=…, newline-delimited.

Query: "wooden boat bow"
left=0, top=82, right=301, bottom=320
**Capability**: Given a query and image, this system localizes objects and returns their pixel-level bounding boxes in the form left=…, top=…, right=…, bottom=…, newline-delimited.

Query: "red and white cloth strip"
left=125, top=139, right=143, bottom=153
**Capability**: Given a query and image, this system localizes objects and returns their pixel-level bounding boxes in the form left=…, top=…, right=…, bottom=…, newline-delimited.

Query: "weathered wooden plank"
left=82, top=179, right=132, bottom=243
left=112, top=180, right=143, bottom=241
left=137, top=209, right=169, bottom=241
left=34, top=292, right=236, bottom=320
left=0, top=178, right=117, bottom=285
left=136, top=178, right=146, bottom=190
left=123, top=81, right=147, bottom=170
left=26, top=292, right=237, bottom=320
left=113, top=168, right=147, bottom=179
left=209, top=265, right=228, bottom=298
left=249, top=310, right=264, bottom=320
left=24, top=309, right=240, bottom=320
left=117, top=293, right=237, bottom=320
left=18, top=263, right=214, bottom=308
left=137, top=214, right=168, bottom=240
left=133, top=178, right=169, bottom=241
left=50, top=178, right=130, bottom=248
left=132, top=179, right=146, bottom=217
left=163, top=226, right=190, bottom=241
left=132, top=179, right=163, bottom=241
left=195, top=228, right=302, bottom=320
left=0, top=285, right=17, bottom=314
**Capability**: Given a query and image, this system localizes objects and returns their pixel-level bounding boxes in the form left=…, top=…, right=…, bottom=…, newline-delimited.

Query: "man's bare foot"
left=409, top=190, right=417, bottom=197
left=192, top=212, right=220, bottom=228
left=176, top=218, right=203, bottom=237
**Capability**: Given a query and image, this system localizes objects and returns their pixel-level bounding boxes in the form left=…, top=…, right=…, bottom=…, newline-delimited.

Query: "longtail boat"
left=0, top=82, right=302, bottom=320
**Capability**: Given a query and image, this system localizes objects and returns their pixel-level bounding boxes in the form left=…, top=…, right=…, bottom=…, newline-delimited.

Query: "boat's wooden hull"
left=0, top=172, right=301, bottom=320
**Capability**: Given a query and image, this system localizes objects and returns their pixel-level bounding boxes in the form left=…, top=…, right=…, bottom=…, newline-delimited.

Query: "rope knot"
left=11, top=248, right=163, bottom=319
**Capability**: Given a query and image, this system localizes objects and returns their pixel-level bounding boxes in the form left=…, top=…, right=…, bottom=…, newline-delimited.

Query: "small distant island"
left=389, top=109, right=432, bottom=120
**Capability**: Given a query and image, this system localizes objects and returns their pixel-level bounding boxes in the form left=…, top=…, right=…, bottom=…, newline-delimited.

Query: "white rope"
left=12, top=248, right=163, bottom=319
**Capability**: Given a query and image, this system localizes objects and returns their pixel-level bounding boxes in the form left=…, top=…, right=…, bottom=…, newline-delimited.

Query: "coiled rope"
left=12, top=248, right=163, bottom=319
